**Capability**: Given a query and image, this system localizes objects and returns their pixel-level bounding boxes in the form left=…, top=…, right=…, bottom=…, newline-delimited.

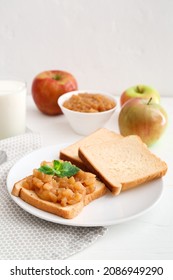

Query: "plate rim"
left=6, top=143, right=164, bottom=227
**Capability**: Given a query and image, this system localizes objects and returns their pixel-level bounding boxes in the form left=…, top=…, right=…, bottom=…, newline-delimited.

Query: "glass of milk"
left=0, top=79, right=27, bottom=140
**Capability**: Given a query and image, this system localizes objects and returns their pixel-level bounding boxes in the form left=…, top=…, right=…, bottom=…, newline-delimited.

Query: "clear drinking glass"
left=0, top=78, right=27, bottom=140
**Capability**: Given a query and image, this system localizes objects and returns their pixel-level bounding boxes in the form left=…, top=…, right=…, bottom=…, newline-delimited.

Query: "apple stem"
left=147, top=97, right=152, bottom=105
left=136, top=85, right=143, bottom=93
left=53, top=74, right=61, bottom=81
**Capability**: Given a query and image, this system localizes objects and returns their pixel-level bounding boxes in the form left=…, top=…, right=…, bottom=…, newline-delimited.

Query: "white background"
left=0, top=0, right=173, bottom=96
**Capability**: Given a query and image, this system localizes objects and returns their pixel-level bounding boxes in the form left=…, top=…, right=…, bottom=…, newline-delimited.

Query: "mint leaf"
left=38, top=160, right=80, bottom=178
left=53, top=160, right=61, bottom=170
left=56, top=161, right=80, bottom=177
left=38, top=165, right=54, bottom=175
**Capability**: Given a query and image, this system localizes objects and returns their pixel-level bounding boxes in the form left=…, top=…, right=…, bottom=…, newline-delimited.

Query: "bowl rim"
left=58, top=90, right=117, bottom=116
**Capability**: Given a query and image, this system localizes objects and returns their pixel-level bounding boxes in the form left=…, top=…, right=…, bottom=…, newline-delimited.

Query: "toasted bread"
left=60, top=128, right=123, bottom=170
left=79, top=135, right=167, bottom=195
left=11, top=177, right=107, bottom=219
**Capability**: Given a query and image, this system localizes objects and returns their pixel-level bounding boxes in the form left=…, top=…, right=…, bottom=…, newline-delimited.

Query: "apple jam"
left=22, top=161, right=96, bottom=207
left=63, top=93, right=116, bottom=113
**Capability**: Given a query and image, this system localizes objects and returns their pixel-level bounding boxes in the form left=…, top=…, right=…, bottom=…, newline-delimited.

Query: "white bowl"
left=58, top=90, right=117, bottom=135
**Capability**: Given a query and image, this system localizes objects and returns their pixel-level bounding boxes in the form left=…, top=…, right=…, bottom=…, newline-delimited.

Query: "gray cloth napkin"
left=0, top=132, right=107, bottom=260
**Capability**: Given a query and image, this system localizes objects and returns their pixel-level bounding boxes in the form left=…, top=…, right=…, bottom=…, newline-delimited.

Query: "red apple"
left=118, top=98, right=167, bottom=146
left=32, top=70, right=78, bottom=115
left=120, top=84, right=160, bottom=107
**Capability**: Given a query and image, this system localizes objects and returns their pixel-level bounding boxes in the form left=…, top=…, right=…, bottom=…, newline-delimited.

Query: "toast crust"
left=20, top=188, right=84, bottom=219
left=121, top=169, right=167, bottom=191
left=79, top=135, right=167, bottom=194
left=12, top=177, right=107, bottom=219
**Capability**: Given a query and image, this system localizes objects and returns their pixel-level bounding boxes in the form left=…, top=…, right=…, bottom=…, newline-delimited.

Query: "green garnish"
left=38, top=160, right=80, bottom=178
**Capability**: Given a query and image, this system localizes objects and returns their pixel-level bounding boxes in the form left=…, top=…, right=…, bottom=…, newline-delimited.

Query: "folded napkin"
left=0, top=132, right=107, bottom=260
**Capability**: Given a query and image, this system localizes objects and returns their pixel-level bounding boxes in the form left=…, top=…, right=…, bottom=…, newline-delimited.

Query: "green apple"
left=118, top=98, right=167, bottom=146
left=120, top=84, right=160, bottom=107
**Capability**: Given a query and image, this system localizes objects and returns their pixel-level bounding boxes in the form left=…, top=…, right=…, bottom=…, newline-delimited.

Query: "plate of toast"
left=7, top=128, right=167, bottom=227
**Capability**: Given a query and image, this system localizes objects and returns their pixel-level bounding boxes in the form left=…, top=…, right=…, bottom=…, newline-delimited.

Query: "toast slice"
left=11, top=177, right=107, bottom=219
left=79, top=135, right=168, bottom=195
left=60, top=128, right=123, bottom=170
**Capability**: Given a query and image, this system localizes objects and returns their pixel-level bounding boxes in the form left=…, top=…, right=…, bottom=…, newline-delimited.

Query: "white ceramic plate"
left=7, top=143, right=164, bottom=227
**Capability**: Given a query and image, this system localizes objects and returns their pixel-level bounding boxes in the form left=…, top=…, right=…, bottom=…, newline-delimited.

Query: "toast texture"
left=60, top=128, right=123, bottom=170
left=11, top=177, right=107, bottom=219
left=79, top=135, right=168, bottom=195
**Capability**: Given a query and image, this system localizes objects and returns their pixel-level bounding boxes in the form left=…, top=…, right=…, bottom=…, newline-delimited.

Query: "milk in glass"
left=0, top=80, right=26, bottom=139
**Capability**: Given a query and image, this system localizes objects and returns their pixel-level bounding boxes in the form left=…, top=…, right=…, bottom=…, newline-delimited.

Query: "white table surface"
left=26, top=95, right=173, bottom=260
